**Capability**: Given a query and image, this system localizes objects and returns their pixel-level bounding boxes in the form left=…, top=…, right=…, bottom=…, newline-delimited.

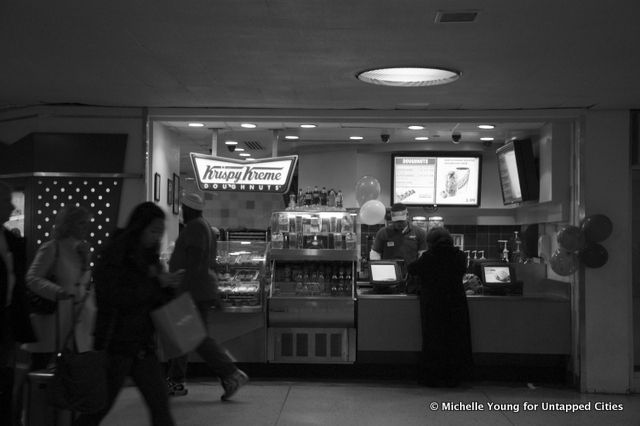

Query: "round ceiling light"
left=356, top=67, right=461, bottom=87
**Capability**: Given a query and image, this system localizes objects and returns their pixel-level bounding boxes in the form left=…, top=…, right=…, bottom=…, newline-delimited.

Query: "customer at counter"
left=369, top=203, right=427, bottom=292
left=408, top=227, right=472, bottom=387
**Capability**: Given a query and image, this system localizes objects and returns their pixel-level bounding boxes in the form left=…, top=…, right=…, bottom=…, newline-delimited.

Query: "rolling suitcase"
left=24, top=370, right=74, bottom=426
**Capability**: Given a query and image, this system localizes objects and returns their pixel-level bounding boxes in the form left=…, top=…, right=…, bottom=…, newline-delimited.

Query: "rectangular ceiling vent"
left=435, top=10, right=479, bottom=23
left=243, top=141, right=264, bottom=150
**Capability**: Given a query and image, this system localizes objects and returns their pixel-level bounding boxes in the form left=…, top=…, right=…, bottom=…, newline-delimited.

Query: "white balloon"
left=359, top=200, right=386, bottom=225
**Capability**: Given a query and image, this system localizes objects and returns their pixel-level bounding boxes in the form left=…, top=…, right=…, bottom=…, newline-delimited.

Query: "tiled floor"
left=102, top=379, right=640, bottom=426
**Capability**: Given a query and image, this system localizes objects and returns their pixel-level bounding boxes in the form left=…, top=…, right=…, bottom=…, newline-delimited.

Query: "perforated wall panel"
left=32, top=177, right=123, bottom=264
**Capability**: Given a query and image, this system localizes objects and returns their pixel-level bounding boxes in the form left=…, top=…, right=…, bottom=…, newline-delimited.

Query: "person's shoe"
left=220, top=369, right=249, bottom=401
left=166, top=378, right=188, bottom=397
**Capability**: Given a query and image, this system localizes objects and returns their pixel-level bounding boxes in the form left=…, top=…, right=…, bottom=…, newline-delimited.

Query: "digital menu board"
left=495, top=139, right=539, bottom=205
left=392, top=152, right=482, bottom=207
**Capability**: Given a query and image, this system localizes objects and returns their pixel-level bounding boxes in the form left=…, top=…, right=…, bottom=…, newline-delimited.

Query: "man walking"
left=166, top=192, right=248, bottom=400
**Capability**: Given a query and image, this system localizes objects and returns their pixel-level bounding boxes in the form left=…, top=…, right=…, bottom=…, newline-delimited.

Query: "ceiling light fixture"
left=239, top=153, right=251, bottom=157
left=240, top=123, right=257, bottom=128
left=478, top=124, right=495, bottom=130
left=408, top=125, right=425, bottom=130
left=300, top=124, right=317, bottom=128
left=224, top=140, right=238, bottom=145
left=188, top=122, right=205, bottom=127
left=356, top=67, right=461, bottom=87
left=234, top=147, right=245, bottom=152
left=480, top=137, right=494, bottom=141
left=415, top=136, right=429, bottom=141
left=350, top=136, right=364, bottom=140
left=285, top=135, right=299, bottom=140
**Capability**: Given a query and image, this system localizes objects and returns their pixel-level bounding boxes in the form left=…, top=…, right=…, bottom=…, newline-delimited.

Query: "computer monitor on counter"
left=480, top=262, right=517, bottom=294
left=368, top=260, right=403, bottom=287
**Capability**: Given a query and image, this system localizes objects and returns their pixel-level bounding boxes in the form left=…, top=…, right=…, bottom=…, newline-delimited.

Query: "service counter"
left=356, top=286, right=570, bottom=363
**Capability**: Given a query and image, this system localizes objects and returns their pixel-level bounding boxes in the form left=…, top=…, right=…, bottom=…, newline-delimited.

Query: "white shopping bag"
left=151, top=293, right=206, bottom=359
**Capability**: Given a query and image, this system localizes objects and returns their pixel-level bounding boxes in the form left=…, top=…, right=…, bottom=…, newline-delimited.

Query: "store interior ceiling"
left=2, top=1, right=640, bottom=167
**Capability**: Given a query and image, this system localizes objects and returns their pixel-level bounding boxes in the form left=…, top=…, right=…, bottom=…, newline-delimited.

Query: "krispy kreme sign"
left=190, top=153, right=297, bottom=193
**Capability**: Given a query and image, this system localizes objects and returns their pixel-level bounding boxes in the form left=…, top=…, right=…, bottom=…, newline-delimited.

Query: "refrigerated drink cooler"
left=267, top=209, right=358, bottom=363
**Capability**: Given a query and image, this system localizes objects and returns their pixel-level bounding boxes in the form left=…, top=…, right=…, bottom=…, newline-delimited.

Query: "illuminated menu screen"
left=497, top=148, right=522, bottom=203
left=392, top=155, right=481, bottom=206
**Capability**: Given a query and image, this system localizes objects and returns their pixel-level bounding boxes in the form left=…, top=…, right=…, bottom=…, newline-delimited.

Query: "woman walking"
left=75, top=202, right=183, bottom=426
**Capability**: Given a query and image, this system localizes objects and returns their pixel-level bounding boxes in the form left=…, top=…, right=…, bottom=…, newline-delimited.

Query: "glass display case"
left=216, top=240, right=268, bottom=313
left=269, top=209, right=359, bottom=298
left=267, top=209, right=359, bottom=363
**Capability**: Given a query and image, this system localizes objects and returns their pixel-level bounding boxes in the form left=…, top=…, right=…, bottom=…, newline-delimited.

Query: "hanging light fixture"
left=356, top=67, right=461, bottom=87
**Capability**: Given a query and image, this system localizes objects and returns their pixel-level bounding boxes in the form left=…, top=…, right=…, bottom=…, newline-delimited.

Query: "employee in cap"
left=370, top=203, right=427, bottom=287
left=167, top=192, right=248, bottom=400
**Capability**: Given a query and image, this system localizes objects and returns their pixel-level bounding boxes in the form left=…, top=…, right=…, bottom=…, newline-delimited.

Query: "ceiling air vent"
left=243, top=141, right=264, bottom=150
left=435, top=10, right=479, bottom=23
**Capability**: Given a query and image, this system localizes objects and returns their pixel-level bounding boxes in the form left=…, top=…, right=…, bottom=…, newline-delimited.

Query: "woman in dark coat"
left=75, top=202, right=182, bottom=426
left=407, top=227, right=472, bottom=387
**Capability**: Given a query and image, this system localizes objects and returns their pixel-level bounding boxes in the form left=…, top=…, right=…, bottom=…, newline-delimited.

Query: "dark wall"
left=0, top=132, right=127, bottom=174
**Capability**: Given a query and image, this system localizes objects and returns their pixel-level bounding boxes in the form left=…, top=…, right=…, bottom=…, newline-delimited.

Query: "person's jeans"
left=75, top=349, right=175, bottom=426
left=167, top=302, right=236, bottom=382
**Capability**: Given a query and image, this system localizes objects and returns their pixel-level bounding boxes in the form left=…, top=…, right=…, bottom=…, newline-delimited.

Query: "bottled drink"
left=295, top=271, right=303, bottom=295
left=297, top=188, right=305, bottom=207
left=318, top=271, right=326, bottom=295
left=327, top=189, right=336, bottom=207
left=344, top=269, right=352, bottom=297
left=336, top=190, right=343, bottom=208
left=288, top=193, right=296, bottom=209
left=320, top=187, right=328, bottom=205
left=338, top=267, right=345, bottom=295
left=304, top=186, right=312, bottom=206
left=331, top=269, right=339, bottom=296
left=312, top=185, right=320, bottom=205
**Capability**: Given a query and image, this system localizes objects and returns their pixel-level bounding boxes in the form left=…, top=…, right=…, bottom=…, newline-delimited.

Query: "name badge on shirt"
left=386, top=241, right=395, bottom=247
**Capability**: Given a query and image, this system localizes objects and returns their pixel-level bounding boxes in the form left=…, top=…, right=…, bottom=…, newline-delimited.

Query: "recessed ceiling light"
left=408, top=125, right=425, bottom=130
left=480, top=137, right=494, bottom=141
left=188, top=122, right=205, bottom=127
left=350, top=136, right=364, bottom=140
left=224, top=140, right=238, bottom=145
left=234, top=147, right=245, bottom=152
left=240, top=123, right=257, bottom=128
left=245, top=158, right=256, bottom=161
left=415, top=136, right=430, bottom=141
left=478, top=124, right=495, bottom=130
left=300, top=124, right=317, bottom=128
left=239, top=153, right=251, bottom=157
left=285, top=135, right=299, bottom=140
left=356, top=67, right=461, bottom=87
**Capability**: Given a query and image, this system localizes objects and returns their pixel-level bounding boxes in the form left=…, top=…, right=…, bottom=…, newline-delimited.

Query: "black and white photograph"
left=2, top=3, right=640, bottom=425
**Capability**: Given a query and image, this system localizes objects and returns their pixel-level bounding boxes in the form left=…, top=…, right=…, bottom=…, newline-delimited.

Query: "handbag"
left=26, top=241, right=60, bottom=314
left=48, top=290, right=112, bottom=414
left=151, top=292, right=206, bottom=359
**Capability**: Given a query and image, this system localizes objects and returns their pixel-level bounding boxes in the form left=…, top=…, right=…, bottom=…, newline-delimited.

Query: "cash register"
left=367, top=259, right=406, bottom=294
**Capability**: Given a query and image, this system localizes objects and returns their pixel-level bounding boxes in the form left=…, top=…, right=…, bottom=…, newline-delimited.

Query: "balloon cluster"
left=356, top=176, right=386, bottom=225
left=550, top=214, right=612, bottom=276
